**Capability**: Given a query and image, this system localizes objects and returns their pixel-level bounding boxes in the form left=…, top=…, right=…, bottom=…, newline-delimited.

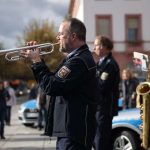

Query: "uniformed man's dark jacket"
left=31, top=44, right=98, bottom=146
left=96, top=52, right=120, bottom=116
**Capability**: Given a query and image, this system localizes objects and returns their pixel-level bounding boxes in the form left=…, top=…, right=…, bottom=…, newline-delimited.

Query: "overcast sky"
left=0, top=0, right=70, bottom=49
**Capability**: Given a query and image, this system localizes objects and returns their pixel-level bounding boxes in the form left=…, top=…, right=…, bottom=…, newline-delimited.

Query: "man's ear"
left=71, top=33, right=76, bottom=39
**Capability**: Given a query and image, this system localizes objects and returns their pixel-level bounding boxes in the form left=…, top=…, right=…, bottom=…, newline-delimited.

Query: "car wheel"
left=113, top=130, right=141, bottom=150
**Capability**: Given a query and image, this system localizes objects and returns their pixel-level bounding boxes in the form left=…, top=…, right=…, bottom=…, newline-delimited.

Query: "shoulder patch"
left=57, top=66, right=71, bottom=78
left=100, top=72, right=109, bottom=80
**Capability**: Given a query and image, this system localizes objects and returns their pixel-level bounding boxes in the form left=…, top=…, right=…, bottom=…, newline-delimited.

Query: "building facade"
left=68, top=0, right=150, bottom=73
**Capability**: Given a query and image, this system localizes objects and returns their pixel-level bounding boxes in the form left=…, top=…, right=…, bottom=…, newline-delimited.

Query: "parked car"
left=18, top=99, right=38, bottom=126
left=112, top=108, right=142, bottom=149
left=18, top=99, right=143, bottom=149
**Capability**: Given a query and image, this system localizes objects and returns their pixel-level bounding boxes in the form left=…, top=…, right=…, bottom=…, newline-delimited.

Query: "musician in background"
left=92, top=36, right=120, bottom=150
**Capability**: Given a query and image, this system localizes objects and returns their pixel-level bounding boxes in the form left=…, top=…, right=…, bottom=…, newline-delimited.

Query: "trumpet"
left=0, top=42, right=59, bottom=61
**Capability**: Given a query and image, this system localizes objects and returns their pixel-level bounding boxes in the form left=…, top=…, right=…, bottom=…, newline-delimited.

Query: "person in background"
left=3, top=81, right=16, bottom=126
left=20, top=18, right=98, bottom=150
left=92, top=35, right=120, bottom=150
left=28, top=83, right=38, bottom=100
left=120, top=68, right=139, bottom=109
left=36, top=87, right=47, bottom=131
left=0, top=81, right=10, bottom=139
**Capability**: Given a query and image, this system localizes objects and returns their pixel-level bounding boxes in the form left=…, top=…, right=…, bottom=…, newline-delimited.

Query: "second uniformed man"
left=92, top=35, right=120, bottom=150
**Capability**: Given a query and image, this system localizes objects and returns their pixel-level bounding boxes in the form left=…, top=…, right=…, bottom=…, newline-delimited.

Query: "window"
left=96, top=15, right=112, bottom=39
left=125, top=15, right=142, bottom=46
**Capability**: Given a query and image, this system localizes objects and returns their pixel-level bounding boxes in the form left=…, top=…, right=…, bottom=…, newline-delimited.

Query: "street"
left=0, top=96, right=56, bottom=150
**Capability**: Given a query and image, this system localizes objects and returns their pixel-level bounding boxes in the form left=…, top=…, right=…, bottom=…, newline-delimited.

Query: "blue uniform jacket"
left=31, top=44, right=98, bottom=146
left=96, top=52, right=120, bottom=116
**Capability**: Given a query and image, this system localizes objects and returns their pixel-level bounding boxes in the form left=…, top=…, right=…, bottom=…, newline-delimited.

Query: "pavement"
left=0, top=97, right=56, bottom=150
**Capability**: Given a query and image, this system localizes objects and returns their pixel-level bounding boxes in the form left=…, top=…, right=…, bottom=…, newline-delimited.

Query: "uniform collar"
left=98, top=56, right=106, bottom=65
left=67, top=44, right=89, bottom=59
left=97, top=52, right=112, bottom=66
left=67, top=48, right=78, bottom=59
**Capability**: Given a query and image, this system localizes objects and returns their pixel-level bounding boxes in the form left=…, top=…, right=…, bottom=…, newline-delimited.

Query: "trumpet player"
left=20, top=18, right=98, bottom=150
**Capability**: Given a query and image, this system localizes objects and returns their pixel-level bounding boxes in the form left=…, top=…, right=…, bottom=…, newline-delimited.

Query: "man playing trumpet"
left=20, top=18, right=98, bottom=150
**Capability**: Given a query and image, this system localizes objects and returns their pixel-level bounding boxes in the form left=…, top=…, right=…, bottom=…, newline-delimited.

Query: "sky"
left=0, top=0, right=70, bottom=49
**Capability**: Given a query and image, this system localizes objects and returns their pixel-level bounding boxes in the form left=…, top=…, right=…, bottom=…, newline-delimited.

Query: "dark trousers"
left=5, top=106, right=11, bottom=124
left=0, top=109, right=6, bottom=137
left=56, top=137, right=93, bottom=150
left=94, top=111, right=113, bottom=150
left=38, top=107, right=47, bottom=129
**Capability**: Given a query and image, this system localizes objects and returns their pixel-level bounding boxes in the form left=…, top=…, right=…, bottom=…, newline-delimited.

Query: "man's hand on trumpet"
left=20, top=41, right=42, bottom=63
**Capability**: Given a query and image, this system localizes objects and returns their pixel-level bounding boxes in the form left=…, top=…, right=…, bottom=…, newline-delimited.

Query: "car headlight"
left=18, top=105, right=25, bottom=113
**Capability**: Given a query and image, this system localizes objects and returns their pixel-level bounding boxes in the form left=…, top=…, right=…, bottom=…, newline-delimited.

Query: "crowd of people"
left=0, top=80, right=48, bottom=140
left=0, top=17, right=142, bottom=149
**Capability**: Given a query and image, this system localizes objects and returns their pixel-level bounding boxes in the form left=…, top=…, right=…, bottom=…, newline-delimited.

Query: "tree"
left=23, top=19, right=56, bottom=44
left=21, top=19, right=65, bottom=71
